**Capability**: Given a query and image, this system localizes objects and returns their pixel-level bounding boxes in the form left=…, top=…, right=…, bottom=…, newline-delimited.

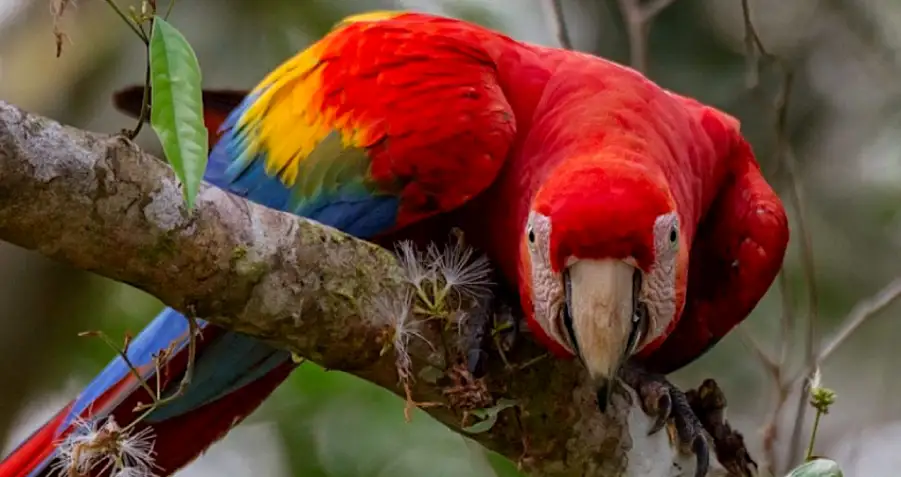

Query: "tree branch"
left=544, top=0, right=573, bottom=50
left=0, top=100, right=709, bottom=476
left=616, top=0, right=677, bottom=73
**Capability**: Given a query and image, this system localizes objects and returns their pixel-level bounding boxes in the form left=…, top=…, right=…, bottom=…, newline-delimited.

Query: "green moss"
left=235, top=258, right=269, bottom=282
left=227, top=244, right=268, bottom=285
left=231, top=245, right=247, bottom=261
left=138, top=233, right=178, bottom=262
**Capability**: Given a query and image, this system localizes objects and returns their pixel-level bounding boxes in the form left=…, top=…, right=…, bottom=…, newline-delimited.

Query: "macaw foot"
left=687, top=379, right=757, bottom=477
left=619, top=363, right=710, bottom=477
left=461, top=287, right=524, bottom=377
left=443, top=227, right=526, bottom=377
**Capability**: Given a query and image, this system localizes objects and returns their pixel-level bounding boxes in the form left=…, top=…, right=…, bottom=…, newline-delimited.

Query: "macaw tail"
left=0, top=308, right=296, bottom=477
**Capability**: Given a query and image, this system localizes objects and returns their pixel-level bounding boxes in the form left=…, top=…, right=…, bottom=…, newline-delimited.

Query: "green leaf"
left=148, top=16, right=208, bottom=210
left=462, top=415, right=498, bottom=434
left=785, top=459, right=844, bottom=477
left=463, top=399, right=518, bottom=434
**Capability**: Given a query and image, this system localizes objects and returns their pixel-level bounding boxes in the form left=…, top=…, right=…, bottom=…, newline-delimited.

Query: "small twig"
left=164, top=0, right=175, bottom=20
left=738, top=0, right=825, bottom=471
left=132, top=315, right=199, bottom=413
left=544, top=0, right=573, bottom=50
left=104, top=0, right=148, bottom=44
left=79, top=330, right=158, bottom=403
left=792, top=276, right=901, bottom=383
left=103, top=0, right=153, bottom=140
left=127, top=55, right=153, bottom=140
left=758, top=270, right=794, bottom=474
left=777, top=271, right=794, bottom=367
left=105, top=0, right=166, bottom=140
left=50, top=0, right=74, bottom=57
left=738, top=328, right=778, bottom=375
left=401, top=373, right=444, bottom=422
left=616, top=0, right=678, bottom=73
left=750, top=273, right=793, bottom=475
left=784, top=146, right=821, bottom=470
left=641, top=0, right=678, bottom=21
left=516, top=353, right=549, bottom=371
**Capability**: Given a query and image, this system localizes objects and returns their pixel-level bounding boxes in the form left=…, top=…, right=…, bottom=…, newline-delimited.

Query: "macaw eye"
left=528, top=228, right=536, bottom=244
left=668, top=226, right=678, bottom=246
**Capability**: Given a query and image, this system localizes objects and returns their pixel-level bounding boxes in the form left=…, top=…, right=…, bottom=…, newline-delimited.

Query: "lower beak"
left=564, top=259, right=637, bottom=413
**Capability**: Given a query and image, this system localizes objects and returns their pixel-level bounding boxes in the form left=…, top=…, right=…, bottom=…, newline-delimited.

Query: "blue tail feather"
left=61, top=308, right=291, bottom=430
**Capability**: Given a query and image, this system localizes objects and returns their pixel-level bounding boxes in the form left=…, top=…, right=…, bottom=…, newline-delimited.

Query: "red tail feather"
left=0, top=403, right=72, bottom=477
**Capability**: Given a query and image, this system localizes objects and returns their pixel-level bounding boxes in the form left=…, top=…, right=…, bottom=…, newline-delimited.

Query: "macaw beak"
left=563, top=259, right=642, bottom=413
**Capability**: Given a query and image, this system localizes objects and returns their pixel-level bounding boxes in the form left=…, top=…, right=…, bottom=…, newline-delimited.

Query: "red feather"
left=0, top=405, right=71, bottom=477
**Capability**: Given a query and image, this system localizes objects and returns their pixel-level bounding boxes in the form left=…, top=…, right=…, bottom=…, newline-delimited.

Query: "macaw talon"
left=648, top=391, right=672, bottom=435
left=462, top=283, right=524, bottom=377
left=493, top=299, right=524, bottom=354
left=687, top=379, right=758, bottom=477
left=463, top=291, right=494, bottom=377
left=619, top=363, right=710, bottom=477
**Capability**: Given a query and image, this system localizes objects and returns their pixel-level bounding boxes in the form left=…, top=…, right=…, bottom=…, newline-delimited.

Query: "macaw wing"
left=639, top=130, right=789, bottom=374
left=208, top=11, right=517, bottom=238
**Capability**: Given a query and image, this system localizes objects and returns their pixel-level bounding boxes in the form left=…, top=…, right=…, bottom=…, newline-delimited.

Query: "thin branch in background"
left=616, top=0, right=677, bottom=73
left=738, top=1, right=819, bottom=471
left=799, top=276, right=901, bottom=378
left=777, top=271, right=794, bottom=368
left=738, top=328, right=778, bottom=375
left=103, top=0, right=149, bottom=44
left=544, top=0, right=573, bottom=50
left=741, top=0, right=766, bottom=88
left=49, top=0, right=75, bottom=57
left=101, top=0, right=169, bottom=139
left=757, top=271, right=795, bottom=474
left=751, top=271, right=901, bottom=474
left=741, top=3, right=821, bottom=465
left=739, top=4, right=901, bottom=471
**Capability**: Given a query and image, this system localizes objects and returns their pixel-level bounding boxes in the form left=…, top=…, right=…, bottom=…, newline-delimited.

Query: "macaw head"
left=520, top=156, right=688, bottom=411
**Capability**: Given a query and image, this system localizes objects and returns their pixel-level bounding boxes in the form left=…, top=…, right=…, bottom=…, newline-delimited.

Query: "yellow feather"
left=334, top=11, right=404, bottom=30
left=232, top=11, right=400, bottom=188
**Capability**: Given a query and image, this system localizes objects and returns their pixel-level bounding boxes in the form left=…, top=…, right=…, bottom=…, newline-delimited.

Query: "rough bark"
left=0, top=100, right=697, bottom=477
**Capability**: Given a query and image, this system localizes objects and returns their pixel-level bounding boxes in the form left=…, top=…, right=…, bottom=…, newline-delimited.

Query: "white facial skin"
left=524, top=210, right=681, bottom=362
left=524, top=213, right=572, bottom=352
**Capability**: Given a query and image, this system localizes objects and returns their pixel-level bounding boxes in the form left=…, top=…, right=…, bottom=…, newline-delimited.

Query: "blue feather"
left=210, top=89, right=402, bottom=238
left=63, top=308, right=193, bottom=428
left=60, top=309, right=291, bottom=430
left=297, top=194, right=400, bottom=238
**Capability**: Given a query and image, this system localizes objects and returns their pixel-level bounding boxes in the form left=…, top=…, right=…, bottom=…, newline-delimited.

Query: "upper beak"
left=563, top=259, right=637, bottom=413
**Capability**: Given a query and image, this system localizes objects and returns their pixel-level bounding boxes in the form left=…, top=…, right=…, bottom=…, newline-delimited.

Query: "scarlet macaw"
left=0, top=11, right=788, bottom=477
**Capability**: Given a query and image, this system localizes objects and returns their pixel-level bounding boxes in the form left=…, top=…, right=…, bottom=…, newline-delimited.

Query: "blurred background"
left=1, top=0, right=899, bottom=476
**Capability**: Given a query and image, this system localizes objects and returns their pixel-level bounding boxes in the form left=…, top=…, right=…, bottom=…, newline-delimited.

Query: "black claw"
left=498, top=302, right=522, bottom=351
left=460, top=276, right=523, bottom=378
left=692, top=435, right=710, bottom=477
left=462, top=293, right=494, bottom=377
left=687, top=379, right=758, bottom=477
left=647, top=392, right=671, bottom=436
left=466, top=348, right=488, bottom=376
left=619, top=363, right=711, bottom=477
left=671, top=387, right=710, bottom=477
